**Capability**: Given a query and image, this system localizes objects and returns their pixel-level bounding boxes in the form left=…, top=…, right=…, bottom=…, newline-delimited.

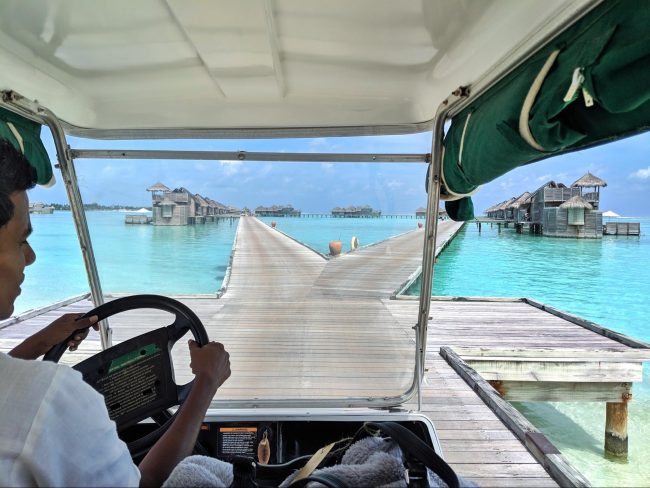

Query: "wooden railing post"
left=604, top=390, right=631, bottom=459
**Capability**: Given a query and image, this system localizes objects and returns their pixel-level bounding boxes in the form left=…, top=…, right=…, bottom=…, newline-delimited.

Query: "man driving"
left=0, top=137, right=232, bottom=487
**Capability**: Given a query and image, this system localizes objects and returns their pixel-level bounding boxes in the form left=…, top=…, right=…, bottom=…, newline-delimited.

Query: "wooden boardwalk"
left=223, top=216, right=326, bottom=300
left=2, top=216, right=649, bottom=486
left=310, top=219, right=462, bottom=298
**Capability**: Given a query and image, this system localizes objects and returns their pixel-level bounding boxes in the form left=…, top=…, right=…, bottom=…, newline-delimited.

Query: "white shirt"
left=0, top=353, right=140, bottom=487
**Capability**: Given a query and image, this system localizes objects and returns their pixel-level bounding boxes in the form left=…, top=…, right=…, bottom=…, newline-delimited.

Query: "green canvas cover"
left=441, top=0, right=650, bottom=221
left=0, top=108, right=54, bottom=186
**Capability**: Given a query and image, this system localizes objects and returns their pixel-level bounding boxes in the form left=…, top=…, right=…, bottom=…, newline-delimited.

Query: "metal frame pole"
left=1, top=92, right=111, bottom=348
left=414, top=92, right=466, bottom=409
left=70, top=149, right=428, bottom=164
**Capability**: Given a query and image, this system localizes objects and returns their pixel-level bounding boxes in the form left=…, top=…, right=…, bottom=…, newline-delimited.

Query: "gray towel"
left=163, top=455, right=233, bottom=488
left=280, top=435, right=479, bottom=488
left=280, top=436, right=406, bottom=488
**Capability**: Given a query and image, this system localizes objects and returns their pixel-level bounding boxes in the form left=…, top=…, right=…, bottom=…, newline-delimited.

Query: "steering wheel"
left=43, top=294, right=209, bottom=456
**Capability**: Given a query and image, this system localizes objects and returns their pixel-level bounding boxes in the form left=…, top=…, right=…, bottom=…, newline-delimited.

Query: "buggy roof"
left=0, top=0, right=592, bottom=138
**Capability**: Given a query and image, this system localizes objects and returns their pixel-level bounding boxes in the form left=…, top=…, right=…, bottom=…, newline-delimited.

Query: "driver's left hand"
left=9, top=313, right=99, bottom=359
left=44, top=313, right=100, bottom=351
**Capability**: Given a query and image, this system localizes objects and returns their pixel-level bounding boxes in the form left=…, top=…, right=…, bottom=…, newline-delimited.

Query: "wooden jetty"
left=475, top=217, right=641, bottom=238
left=603, top=222, right=641, bottom=236
left=2, top=216, right=649, bottom=486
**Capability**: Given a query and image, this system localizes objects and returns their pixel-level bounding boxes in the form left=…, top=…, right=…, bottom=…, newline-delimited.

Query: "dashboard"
left=121, top=410, right=442, bottom=465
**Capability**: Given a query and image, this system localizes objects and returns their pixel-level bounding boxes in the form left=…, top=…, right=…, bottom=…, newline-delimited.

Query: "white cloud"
left=630, top=166, right=650, bottom=180
left=499, top=178, right=516, bottom=190
left=219, top=160, right=243, bottom=176
left=194, top=162, right=209, bottom=171
left=385, top=180, right=404, bottom=189
left=258, top=163, right=273, bottom=176
left=310, top=138, right=327, bottom=148
left=100, top=164, right=135, bottom=178
left=321, top=163, right=333, bottom=170
left=536, top=174, right=551, bottom=182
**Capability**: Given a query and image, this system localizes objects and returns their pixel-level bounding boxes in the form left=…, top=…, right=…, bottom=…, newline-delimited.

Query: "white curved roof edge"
left=0, top=0, right=597, bottom=138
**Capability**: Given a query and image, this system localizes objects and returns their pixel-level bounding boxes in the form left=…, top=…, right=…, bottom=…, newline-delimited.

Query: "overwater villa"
left=254, top=204, right=301, bottom=217
left=417, top=207, right=448, bottom=219
left=28, top=202, right=54, bottom=214
left=484, top=173, right=610, bottom=238
left=331, top=205, right=381, bottom=218
left=146, top=182, right=237, bottom=225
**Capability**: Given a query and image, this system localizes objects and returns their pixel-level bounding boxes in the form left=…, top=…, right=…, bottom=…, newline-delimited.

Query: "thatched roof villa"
left=484, top=172, right=608, bottom=238
left=146, top=183, right=235, bottom=225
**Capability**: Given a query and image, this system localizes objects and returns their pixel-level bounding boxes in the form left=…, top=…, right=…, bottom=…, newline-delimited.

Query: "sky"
left=30, top=129, right=650, bottom=217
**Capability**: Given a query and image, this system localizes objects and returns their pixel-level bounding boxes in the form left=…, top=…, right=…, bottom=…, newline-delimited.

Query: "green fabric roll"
left=0, top=108, right=54, bottom=186
left=445, top=197, right=474, bottom=222
left=440, top=0, right=650, bottom=221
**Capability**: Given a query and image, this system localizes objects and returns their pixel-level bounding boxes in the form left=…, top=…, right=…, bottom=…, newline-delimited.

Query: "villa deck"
left=2, top=217, right=649, bottom=486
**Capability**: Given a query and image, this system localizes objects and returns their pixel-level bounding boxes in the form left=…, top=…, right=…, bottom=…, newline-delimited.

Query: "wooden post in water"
left=605, top=390, right=631, bottom=459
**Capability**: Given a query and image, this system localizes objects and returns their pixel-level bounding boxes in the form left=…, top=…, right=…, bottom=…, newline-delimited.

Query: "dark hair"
left=0, top=138, right=37, bottom=227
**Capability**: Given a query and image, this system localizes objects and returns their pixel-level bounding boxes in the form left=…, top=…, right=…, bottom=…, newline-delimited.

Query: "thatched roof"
left=485, top=200, right=507, bottom=212
left=194, top=194, right=209, bottom=206
left=509, top=192, right=532, bottom=209
left=496, top=197, right=517, bottom=211
left=415, top=207, right=426, bottom=213
left=560, top=195, right=593, bottom=209
left=571, top=172, right=607, bottom=188
left=147, top=182, right=170, bottom=192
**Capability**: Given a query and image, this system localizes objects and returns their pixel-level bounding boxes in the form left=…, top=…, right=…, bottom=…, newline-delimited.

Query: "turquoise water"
left=16, top=211, right=650, bottom=486
left=256, top=216, right=422, bottom=255
left=409, top=217, right=650, bottom=487
left=17, top=211, right=239, bottom=313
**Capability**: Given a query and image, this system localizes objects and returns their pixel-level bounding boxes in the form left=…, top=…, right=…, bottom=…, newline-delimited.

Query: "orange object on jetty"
left=328, top=240, right=342, bottom=256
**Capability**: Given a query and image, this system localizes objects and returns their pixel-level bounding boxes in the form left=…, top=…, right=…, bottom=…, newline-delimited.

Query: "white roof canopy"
left=0, top=0, right=592, bottom=138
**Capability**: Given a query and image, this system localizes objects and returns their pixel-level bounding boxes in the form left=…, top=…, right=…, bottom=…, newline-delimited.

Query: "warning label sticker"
left=218, top=427, right=258, bottom=457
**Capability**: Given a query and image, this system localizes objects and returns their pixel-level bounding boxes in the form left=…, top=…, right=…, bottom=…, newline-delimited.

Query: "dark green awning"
left=1, top=108, right=54, bottom=186
left=440, top=0, right=650, bottom=220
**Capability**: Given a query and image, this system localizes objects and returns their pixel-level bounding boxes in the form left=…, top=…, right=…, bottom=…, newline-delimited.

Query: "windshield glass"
left=21, top=132, right=432, bottom=405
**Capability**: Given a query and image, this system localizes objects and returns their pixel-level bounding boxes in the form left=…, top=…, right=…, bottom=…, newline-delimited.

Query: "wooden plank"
left=459, top=478, right=558, bottom=487
left=466, top=360, right=643, bottom=382
left=441, top=347, right=591, bottom=487
left=453, top=347, right=650, bottom=360
left=440, top=440, right=529, bottom=452
left=494, top=381, right=631, bottom=402
left=310, top=220, right=463, bottom=298
left=448, top=462, right=551, bottom=478
left=524, top=298, right=650, bottom=349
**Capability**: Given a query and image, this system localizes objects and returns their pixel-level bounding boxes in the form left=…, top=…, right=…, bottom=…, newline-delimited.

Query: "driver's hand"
left=40, top=313, right=99, bottom=352
left=9, top=313, right=100, bottom=360
left=188, top=339, right=231, bottom=392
